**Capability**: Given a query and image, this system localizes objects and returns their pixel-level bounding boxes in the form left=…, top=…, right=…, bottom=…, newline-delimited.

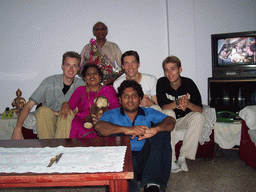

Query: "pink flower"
left=106, top=68, right=112, bottom=74
left=99, top=64, right=106, bottom=70
left=90, top=38, right=96, bottom=45
left=106, top=63, right=113, bottom=70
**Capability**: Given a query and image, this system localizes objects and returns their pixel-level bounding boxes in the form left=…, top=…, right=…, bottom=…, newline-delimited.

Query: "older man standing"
left=80, top=21, right=122, bottom=85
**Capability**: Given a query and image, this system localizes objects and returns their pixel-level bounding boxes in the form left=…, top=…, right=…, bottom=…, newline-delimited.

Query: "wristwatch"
left=175, top=99, right=179, bottom=106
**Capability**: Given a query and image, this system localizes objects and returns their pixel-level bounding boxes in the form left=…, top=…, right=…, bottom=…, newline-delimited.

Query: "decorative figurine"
left=11, top=89, right=26, bottom=116
left=1, top=107, right=13, bottom=119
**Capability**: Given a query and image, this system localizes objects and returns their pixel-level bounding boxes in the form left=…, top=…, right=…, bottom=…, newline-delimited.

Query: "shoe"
left=177, top=156, right=188, bottom=172
left=144, top=185, right=160, bottom=192
left=171, top=161, right=182, bottom=173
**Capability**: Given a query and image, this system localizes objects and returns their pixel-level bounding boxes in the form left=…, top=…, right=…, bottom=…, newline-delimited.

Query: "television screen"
left=212, top=31, right=256, bottom=78
left=217, top=37, right=256, bottom=66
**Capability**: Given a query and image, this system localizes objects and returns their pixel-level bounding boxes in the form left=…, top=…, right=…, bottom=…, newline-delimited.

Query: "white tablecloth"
left=0, top=146, right=126, bottom=173
left=0, top=115, right=17, bottom=140
left=214, top=122, right=241, bottom=149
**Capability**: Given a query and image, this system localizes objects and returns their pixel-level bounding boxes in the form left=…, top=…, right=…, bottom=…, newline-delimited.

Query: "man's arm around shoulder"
left=11, top=100, right=35, bottom=140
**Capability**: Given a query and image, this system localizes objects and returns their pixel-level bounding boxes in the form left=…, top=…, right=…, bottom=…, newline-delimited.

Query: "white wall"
left=166, top=0, right=256, bottom=104
left=0, top=0, right=256, bottom=112
left=0, top=0, right=168, bottom=112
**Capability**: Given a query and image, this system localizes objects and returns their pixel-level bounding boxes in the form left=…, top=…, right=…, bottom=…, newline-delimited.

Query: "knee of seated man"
left=189, top=112, right=205, bottom=125
left=36, top=106, right=53, bottom=116
left=162, top=109, right=176, bottom=119
left=148, top=131, right=171, bottom=149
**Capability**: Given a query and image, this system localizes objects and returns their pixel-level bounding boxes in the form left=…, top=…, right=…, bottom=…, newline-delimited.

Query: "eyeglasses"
left=95, top=28, right=107, bottom=32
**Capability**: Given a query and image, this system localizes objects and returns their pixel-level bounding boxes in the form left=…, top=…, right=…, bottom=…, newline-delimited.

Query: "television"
left=212, top=31, right=256, bottom=78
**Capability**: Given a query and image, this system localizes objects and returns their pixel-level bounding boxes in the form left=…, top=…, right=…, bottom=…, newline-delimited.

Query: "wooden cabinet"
left=208, top=77, right=256, bottom=113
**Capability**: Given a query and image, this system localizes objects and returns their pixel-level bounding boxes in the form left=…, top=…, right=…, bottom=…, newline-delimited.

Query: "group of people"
left=11, top=21, right=205, bottom=192
left=218, top=37, right=256, bottom=65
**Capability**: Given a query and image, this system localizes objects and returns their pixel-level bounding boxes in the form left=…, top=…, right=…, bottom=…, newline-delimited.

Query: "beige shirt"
left=81, top=40, right=122, bottom=67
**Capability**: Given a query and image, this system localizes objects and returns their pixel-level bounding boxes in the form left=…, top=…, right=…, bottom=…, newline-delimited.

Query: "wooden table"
left=0, top=136, right=133, bottom=192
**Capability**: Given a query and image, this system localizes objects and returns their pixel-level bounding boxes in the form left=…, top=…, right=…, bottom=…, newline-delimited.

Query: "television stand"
left=208, top=77, right=256, bottom=113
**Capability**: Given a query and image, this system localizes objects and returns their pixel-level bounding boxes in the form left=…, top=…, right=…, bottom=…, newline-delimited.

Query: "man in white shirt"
left=113, top=50, right=159, bottom=108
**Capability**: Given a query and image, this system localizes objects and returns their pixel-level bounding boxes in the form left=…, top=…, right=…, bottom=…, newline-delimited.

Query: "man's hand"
left=140, top=95, right=155, bottom=107
left=11, top=100, right=35, bottom=140
left=59, top=102, right=72, bottom=119
left=123, top=125, right=150, bottom=139
left=11, top=128, right=24, bottom=140
left=138, top=128, right=157, bottom=140
left=177, top=93, right=189, bottom=111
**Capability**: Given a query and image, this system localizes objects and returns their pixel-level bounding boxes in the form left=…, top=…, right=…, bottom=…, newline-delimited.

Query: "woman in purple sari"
left=68, top=64, right=120, bottom=138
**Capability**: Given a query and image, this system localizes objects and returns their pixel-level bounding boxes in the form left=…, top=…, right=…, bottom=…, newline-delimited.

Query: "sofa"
left=175, top=129, right=214, bottom=160
left=174, top=105, right=216, bottom=160
left=23, top=105, right=217, bottom=162
left=240, top=120, right=256, bottom=169
left=239, top=106, right=256, bottom=169
left=22, top=104, right=40, bottom=139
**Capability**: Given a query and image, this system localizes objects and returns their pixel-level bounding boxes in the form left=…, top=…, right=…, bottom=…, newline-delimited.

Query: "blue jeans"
left=129, top=131, right=172, bottom=192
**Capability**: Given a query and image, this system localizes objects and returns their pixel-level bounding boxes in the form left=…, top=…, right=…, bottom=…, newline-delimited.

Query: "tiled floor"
left=168, top=149, right=256, bottom=192
left=1, top=149, right=255, bottom=192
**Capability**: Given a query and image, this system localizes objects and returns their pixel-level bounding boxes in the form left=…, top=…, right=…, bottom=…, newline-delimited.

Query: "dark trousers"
left=129, top=131, right=171, bottom=192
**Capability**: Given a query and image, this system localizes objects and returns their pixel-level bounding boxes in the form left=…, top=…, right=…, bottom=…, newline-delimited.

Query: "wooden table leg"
left=109, top=179, right=129, bottom=192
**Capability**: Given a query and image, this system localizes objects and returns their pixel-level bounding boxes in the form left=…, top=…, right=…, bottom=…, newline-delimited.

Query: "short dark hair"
left=81, top=64, right=103, bottom=81
left=62, top=51, right=81, bottom=65
left=162, top=56, right=181, bottom=70
left=121, top=50, right=140, bottom=65
left=93, top=21, right=108, bottom=33
left=117, top=80, right=144, bottom=99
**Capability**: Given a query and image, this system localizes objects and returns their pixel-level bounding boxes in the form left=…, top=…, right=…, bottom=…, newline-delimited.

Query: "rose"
left=106, top=68, right=112, bottom=74
left=90, top=38, right=96, bottom=45
left=106, top=63, right=113, bottom=70
left=99, top=64, right=106, bottom=70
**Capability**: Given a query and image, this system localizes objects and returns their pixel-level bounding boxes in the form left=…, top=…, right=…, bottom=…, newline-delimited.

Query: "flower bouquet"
left=80, top=38, right=123, bottom=80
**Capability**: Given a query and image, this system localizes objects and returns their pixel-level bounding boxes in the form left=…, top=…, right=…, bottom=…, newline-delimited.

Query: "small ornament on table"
left=11, top=89, right=26, bottom=116
left=1, top=107, right=13, bottom=119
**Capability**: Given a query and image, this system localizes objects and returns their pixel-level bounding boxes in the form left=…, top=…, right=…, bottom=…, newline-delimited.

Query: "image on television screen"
left=217, top=37, right=256, bottom=66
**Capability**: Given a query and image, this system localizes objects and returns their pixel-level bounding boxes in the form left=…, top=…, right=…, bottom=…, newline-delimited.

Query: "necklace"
left=87, top=86, right=101, bottom=108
